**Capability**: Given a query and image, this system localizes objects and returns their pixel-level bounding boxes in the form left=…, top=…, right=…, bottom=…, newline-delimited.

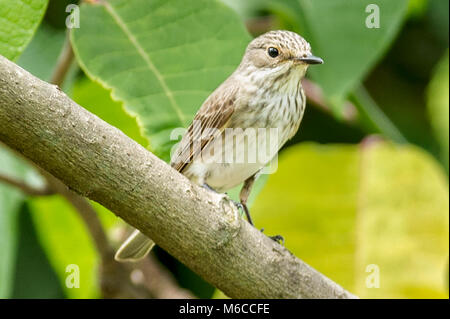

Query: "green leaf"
left=251, top=142, right=449, bottom=298
left=28, top=188, right=120, bottom=299
left=427, top=50, right=449, bottom=173
left=28, top=196, right=100, bottom=298
left=11, top=204, right=66, bottom=298
left=71, top=0, right=251, bottom=161
left=0, top=147, right=30, bottom=298
left=72, top=77, right=149, bottom=148
left=350, top=85, right=407, bottom=143
left=0, top=0, right=49, bottom=61
left=17, top=23, right=66, bottom=82
left=17, top=21, right=79, bottom=94
left=270, top=0, right=409, bottom=114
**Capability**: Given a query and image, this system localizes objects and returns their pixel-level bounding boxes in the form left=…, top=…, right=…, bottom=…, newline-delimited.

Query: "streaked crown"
left=239, top=30, right=322, bottom=76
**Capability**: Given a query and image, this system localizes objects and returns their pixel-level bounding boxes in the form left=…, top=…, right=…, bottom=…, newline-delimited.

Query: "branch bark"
left=0, top=54, right=357, bottom=299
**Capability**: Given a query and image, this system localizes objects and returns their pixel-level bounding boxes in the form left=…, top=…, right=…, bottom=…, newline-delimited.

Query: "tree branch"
left=0, top=54, right=357, bottom=299
left=1, top=142, right=192, bottom=299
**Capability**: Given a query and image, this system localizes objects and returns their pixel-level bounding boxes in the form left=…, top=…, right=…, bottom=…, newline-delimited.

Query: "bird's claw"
left=269, top=235, right=285, bottom=245
left=260, top=228, right=285, bottom=245
left=232, top=200, right=245, bottom=216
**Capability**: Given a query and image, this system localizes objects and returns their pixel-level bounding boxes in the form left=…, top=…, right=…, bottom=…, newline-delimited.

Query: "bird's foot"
left=269, top=235, right=285, bottom=245
left=232, top=200, right=244, bottom=214
left=260, top=228, right=285, bottom=245
left=230, top=200, right=254, bottom=226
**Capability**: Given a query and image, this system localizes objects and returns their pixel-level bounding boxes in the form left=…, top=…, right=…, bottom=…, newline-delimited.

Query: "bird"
left=115, top=30, right=323, bottom=262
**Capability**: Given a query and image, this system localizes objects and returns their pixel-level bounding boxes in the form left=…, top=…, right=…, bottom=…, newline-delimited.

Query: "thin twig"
left=245, top=16, right=276, bottom=36
left=135, top=255, right=197, bottom=299
left=0, top=173, right=54, bottom=196
left=50, top=31, right=75, bottom=87
left=302, top=78, right=357, bottom=122
left=350, top=85, right=408, bottom=143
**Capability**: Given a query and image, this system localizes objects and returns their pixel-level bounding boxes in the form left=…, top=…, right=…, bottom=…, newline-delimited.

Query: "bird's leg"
left=204, top=179, right=285, bottom=245
left=268, top=234, right=285, bottom=245
left=240, top=174, right=285, bottom=245
left=239, top=174, right=257, bottom=226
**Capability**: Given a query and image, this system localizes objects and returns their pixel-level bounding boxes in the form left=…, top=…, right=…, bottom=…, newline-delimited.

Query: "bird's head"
left=239, top=30, right=323, bottom=86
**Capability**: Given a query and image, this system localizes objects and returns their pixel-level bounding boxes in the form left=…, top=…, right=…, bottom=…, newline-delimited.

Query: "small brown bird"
left=115, top=30, right=323, bottom=262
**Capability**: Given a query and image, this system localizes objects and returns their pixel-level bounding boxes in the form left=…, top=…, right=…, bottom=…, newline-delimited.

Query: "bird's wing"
left=170, top=81, right=238, bottom=173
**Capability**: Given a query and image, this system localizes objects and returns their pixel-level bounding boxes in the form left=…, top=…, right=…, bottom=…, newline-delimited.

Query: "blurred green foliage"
left=251, top=142, right=448, bottom=298
left=72, top=78, right=149, bottom=148
left=277, top=0, right=409, bottom=116
left=0, top=0, right=448, bottom=299
left=0, top=148, right=29, bottom=298
left=0, top=0, right=48, bottom=61
left=12, top=204, right=64, bottom=298
left=427, top=51, right=449, bottom=173
left=28, top=196, right=101, bottom=298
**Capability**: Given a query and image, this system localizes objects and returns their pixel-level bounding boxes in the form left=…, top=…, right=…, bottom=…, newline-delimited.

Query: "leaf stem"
left=50, top=31, right=75, bottom=88
left=350, top=85, right=408, bottom=143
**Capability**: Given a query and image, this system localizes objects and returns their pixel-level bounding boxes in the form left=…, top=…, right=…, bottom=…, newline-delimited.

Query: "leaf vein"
left=103, top=1, right=186, bottom=126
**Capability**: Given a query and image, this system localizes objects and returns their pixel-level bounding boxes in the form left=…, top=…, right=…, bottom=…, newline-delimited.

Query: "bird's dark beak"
left=298, top=55, right=323, bottom=65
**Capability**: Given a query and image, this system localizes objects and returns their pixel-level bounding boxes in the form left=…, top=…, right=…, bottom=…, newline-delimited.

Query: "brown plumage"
left=115, top=30, right=323, bottom=262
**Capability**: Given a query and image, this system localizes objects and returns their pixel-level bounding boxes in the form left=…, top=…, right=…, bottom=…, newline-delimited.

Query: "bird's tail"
left=114, top=229, right=155, bottom=262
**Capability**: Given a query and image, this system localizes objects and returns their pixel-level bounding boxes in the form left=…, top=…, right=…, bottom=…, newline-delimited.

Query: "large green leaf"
left=0, top=0, right=48, bottom=61
left=11, top=204, right=65, bottom=299
left=0, top=147, right=31, bottom=298
left=250, top=142, right=449, bottom=298
left=71, top=0, right=251, bottom=161
left=72, top=77, right=149, bottom=148
left=17, top=21, right=79, bottom=94
left=29, top=196, right=100, bottom=298
left=28, top=188, right=120, bottom=299
left=427, top=50, right=449, bottom=173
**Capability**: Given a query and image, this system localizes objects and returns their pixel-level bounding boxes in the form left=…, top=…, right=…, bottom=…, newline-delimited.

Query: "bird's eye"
left=267, top=47, right=279, bottom=58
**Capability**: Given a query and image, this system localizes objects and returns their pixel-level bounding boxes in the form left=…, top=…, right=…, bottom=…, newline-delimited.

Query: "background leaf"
left=17, top=22, right=65, bottom=81
left=11, top=203, right=65, bottom=298
left=71, top=0, right=251, bottom=161
left=17, top=20, right=79, bottom=94
left=273, top=0, right=409, bottom=112
left=27, top=190, right=120, bottom=299
left=250, top=142, right=449, bottom=298
left=0, top=0, right=48, bottom=61
left=0, top=147, right=32, bottom=298
left=28, top=196, right=100, bottom=298
left=427, top=50, right=449, bottom=173
left=72, top=77, right=149, bottom=148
